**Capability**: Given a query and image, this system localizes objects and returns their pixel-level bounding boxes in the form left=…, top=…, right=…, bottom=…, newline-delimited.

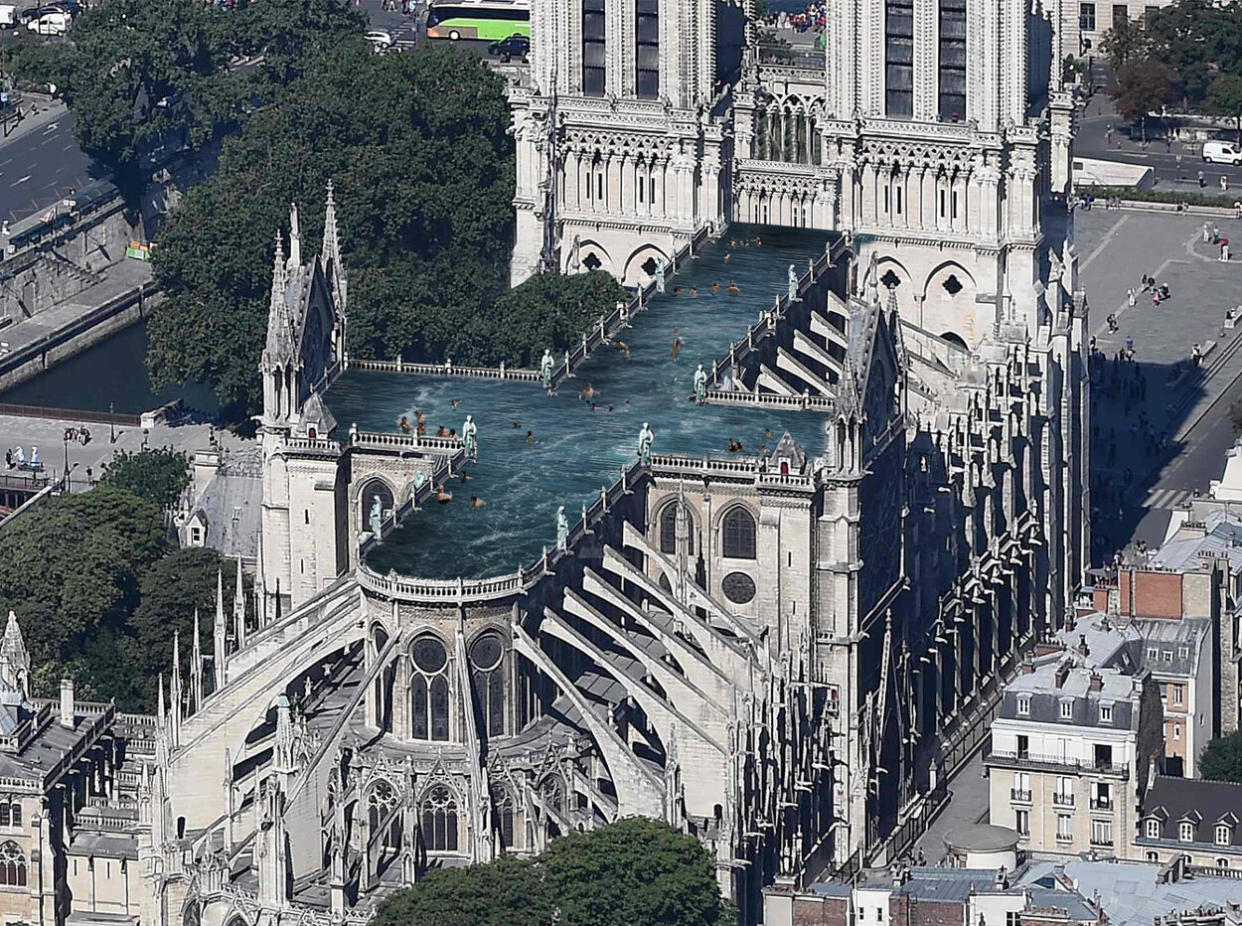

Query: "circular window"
left=412, top=637, right=447, bottom=674
left=470, top=633, right=503, bottom=671
left=722, top=571, right=756, bottom=604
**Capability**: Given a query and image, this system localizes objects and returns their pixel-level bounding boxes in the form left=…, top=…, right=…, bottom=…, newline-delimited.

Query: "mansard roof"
left=1141, top=776, right=1242, bottom=848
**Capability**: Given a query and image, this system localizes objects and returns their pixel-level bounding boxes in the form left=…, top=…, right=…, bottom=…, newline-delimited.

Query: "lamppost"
left=109, top=401, right=116, bottom=444
left=62, top=427, right=73, bottom=490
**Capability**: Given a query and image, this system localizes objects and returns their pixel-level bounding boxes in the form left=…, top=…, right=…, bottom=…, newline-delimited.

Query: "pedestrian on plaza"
left=1213, top=225, right=1221, bottom=244
left=3, top=449, right=9, bottom=469
left=1222, top=240, right=1231, bottom=261
left=1127, top=287, right=1136, bottom=306
left=1235, top=201, right=1242, bottom=220
left=1198, top=170, right=1206, bottom=188
left=1204, top=222, right=1213, bottom=243
left=1224, top=175, right=1231, bottom=192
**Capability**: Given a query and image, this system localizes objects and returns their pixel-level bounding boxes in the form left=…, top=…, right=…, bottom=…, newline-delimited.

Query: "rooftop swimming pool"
left=327, top=226, right=836, bottom=579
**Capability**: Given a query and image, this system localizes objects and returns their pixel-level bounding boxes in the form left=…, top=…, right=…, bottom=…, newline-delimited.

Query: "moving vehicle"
left=25, top=9, right=68, bottom=33
left=1203, top=140, right=1242, bottom=166
left=426, top=0, right=529, bottom=42
left=488, top=33, right=529, bottom=61
left=365, top=28, right=393, bottom=49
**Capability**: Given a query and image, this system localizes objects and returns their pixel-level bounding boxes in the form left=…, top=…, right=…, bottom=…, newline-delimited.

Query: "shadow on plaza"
left=1089, top=349, right=1225, bottom=563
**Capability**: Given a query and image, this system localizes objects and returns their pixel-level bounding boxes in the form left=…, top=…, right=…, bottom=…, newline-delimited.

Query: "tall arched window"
left=0, top=841, right=26, bottom=886
left=367, top=780, right=397, bottom=831
left=491, top=786, right=517, bottom=849
left=421, top=785, right=459, bottom=852
left=659, top=503, right=693, bottom=555
left=722, top=508, right=757, bottom=559
left=411, top=636, right=450, bottom=742
left=470, top=632, right=505, bottom=738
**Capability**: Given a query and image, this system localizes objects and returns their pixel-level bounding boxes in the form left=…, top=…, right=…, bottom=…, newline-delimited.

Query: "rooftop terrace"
left=327, top=226, right=835, bottom=579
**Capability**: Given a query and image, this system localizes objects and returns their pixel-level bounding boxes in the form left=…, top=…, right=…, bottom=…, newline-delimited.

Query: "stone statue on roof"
left=654, top=256, right=666, bottom=294
left=555, top=505, right=568, bottom=550
left=693, top=363, right=708, bottom=404
left=462, top=415, right=477, bottom=458
left=787, top=264, right=798, bottom=301
left=369, top=496, right=383, bottom=541
left=540, top=349, right=555, bottom=389
left=638, top=422, right=654, bottom=466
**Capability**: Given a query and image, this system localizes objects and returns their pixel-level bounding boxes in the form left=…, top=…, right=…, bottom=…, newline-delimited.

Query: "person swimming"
left=436, top=425, right=448, bottom=437
left=727, top=282, right=740, bottom=294
left=723, top=252, right=730, bottom=262
left=470, top=495, right=485, bottom=509
left=671, top=328, right=682, bottom=362
left=435, top=484, right=453, bottom=503
left=728, top=439, right=743, bottom=453
left=689, top=287, right=698, bottom=297
left=512, top=420, right=520, bottom=428
left=614, top=339, right=630, bottom=360
left=450, top=398, right=461, bottom=410
left=580, top=383, right=598, bottom=402
left=399, top=415, right=412, bottom=433
left=526, top=430, right=537, bottom=444
left=711, top=282, right=719, bottom=294
left=459, top=469, right=471, bottom=482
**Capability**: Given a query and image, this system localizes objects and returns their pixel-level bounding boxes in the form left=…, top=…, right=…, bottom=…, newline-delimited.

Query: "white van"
left=1203, top=140, right=1242, bottom=165
left=0, top=6, right=17, bottom=28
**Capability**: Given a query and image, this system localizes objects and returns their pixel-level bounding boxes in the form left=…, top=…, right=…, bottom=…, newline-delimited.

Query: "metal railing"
left=1011, top=788, right=1032, bottom=802
left=1052, top=792, right=1075, bottom=807
left=986, top=748, right=1130, bottom=777
left=0, top=402, right=140, bottom=426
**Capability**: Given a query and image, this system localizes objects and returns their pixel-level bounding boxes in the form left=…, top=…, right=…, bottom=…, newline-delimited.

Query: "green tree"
left=100, top=447, right=190, bottom=510
left=1207, top=74, right=1242, bottom=145
left=543, top=818, right=735, bottom=926
left=1110, top=58, right=1178, bottom=141
left=148, top=44, right=515, bottom=418
left=0, top=486, right=167, bottom=670
left=1200, top=730, right=1242, bottom=783
left=1146, top=0, right=1242, bottom=105
left=373, top=858, right=555, bottom=926
left=1100, top=16, right=1151, bottom=71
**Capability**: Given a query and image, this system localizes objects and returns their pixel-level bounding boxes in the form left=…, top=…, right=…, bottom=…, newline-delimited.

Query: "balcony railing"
left=1052, top=793, right=1075, bottom=807
left=1090, top=835, right=1115, bottom=847
left=1090, top=797, right=1113, bottom=811
left=1011, top=789, right=1033, bottom=802
left=986, top=749, right=1130, bottom=777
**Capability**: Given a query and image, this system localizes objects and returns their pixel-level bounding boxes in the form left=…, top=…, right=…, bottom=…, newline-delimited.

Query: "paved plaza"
left=1076, top=207, right=1242, bottom=556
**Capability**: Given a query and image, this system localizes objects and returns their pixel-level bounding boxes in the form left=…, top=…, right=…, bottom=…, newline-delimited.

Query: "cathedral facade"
left=21, top=1, right=1091, bottom=923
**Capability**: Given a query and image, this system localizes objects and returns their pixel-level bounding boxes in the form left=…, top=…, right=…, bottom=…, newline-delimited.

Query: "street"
left=0, top=104, right=95, bottom=223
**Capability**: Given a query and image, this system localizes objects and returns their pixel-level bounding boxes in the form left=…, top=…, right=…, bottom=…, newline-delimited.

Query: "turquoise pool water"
left=327, top=226, right=836, bottom=579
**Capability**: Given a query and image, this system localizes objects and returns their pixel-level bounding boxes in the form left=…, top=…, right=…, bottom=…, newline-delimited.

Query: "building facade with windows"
left=986, top=637, right=1164, bottom=860
left=1134, top=618, right=1213, bottom=778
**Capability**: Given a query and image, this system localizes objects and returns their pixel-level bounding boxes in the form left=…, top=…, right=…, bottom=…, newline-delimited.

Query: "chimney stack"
left=59, top=678, right=75, bottom=728
left=1089, top=671, right=1103, bottom=692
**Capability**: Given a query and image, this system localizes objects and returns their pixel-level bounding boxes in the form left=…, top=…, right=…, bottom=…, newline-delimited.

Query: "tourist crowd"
left=759, top=1, right=825, bottom=32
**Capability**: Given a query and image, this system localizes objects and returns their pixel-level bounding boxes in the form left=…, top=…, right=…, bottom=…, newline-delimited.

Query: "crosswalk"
left=1142, top=488, right=1196, bottom=509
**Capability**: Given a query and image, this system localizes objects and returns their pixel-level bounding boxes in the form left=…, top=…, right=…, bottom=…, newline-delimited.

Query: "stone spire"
left=321, top=181, right=348, bottom=365
left=233, top=556, right=247, bottom=651
left=190, top=608, right=203, bottom=711
left=0, top=610, right=29, bottom=698
left=322, top=181, right=342, bottom=275
left=157, top=673, right=166, bottom=729
left=262, top=230, right=295, bottom=370
left=169, top=632, right=182, bottom=749
left=213, top=569, right=227, bottom=692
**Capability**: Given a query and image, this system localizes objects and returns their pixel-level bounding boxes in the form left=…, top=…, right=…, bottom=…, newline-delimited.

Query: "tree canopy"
left=1200, top=730, right=1242, bottom=783
left=147, top=43, right=516, bottom=419
left=100, top=447, right=191, bottom=510
left=1109, top=59, right=1179, bottom=139
left=375, top=819, right=733, bottom=926
left=5, top=0, right=365, bottom=190
left=0, top=484, right=242, bottom=711
left=1206, top=74, right=1242, bottom=144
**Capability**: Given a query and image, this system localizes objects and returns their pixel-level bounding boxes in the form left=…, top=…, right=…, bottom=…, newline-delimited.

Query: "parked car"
left=365, top=29, right=393, bottom=49
left=25, top=10, right=69, bottom=33
left=1203, top=140, right=1242, bottom=166
left=488, top=33, right=529, bottom=62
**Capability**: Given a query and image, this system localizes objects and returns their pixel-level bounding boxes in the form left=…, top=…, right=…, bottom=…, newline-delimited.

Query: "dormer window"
left=1217, top=824, right=1232, bottom=846
left=1059, top=699, right=1073, bottom=720
left=1017, top=695, right=1031, bottom=716
left=1180, top=821, right=1195, bottom=842
left=1100, top=703, right=1113, bottom=724
left=1146, top=819, right=1160, bottom=839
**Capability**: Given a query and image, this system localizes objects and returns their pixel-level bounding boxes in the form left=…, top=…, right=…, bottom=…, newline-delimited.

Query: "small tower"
left=321, top=180, right=348, bottom=371
left=259, top=230, right=296, bottom=431
left=169, top=632, right=182, bottom=749
left=256, top=776, right=290, bottom=906
left=0, top=610, right=29, bottom=698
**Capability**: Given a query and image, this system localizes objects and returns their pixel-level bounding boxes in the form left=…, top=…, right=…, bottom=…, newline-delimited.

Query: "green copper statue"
left=462, top=414, right=477, bottom=458
left=556, top=505, right=568, bottom=550
left=637, top=422, right=654, bottom=466
left=693, top=363, right=707, bottom=404
left=539, top=348, right=554, bottom=389
left=787, top=264, right=798, bottom=301
left=369, top=496, right=383, bottom=541
left=654, top=256, right=666, bottom=294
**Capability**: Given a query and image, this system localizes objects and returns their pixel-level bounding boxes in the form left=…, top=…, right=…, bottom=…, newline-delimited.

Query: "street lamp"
left=109, top=401, right=116, bottom=444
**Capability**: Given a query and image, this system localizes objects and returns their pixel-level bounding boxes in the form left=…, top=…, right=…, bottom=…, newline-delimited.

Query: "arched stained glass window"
left=722, top=508, right=757, bottom=559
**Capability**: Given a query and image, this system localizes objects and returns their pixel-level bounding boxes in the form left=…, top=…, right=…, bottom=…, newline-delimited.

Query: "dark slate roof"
left=1139, top=775, right=1242, bottom=848
left=180, top=448, right=262, bottom=560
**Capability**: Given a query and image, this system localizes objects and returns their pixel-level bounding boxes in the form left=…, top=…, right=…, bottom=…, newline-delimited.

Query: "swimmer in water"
left=754, top=235, right=762, bottom=246
left=690, top=287, right=698, bottom=297
left=711, top=282, right=719, bottom=294
left=580, top=383, right=598, bottom=403
left=435, top=484, right=453, bottom=504
left=727, top=282, right=740, bottom=294
left=614, top=340, right=630, bottom=360
left=671, top=327, right=682, bottom=362
left=526, top=430, right=537, bottom=444
left=459, top=469, right=471, bottom=482
left=450, top=398, right=461, bottom=410
left=723, top=252, right=730, bottom=262
left=512, top=420, right=520, bottom=428
left=607, top=404, right=614, bottom=412
left=765, top=427, right=772, bottom=438
left=436, top=425, right=448, bottom=437
left=399, top=415, right=412, bottom=433
left=470, top=495, right=485, bottom=509
left=673, top=286, right=682, bottom=295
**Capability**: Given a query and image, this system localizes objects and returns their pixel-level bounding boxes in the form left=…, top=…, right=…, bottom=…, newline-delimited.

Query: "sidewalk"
left=0, top=98, right=68, bottom=149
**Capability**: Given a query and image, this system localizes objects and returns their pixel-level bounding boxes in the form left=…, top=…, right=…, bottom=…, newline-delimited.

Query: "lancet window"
left=411, top=636, right=451, bottom=741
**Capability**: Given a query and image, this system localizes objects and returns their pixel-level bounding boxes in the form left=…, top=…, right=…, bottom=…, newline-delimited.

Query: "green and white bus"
left=426, top=0, right=529, bottom=41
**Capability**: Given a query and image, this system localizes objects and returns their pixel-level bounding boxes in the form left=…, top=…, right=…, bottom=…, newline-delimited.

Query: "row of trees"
left=6, top=0, right=367, bottom=191
left=0, top=449, right=243, bottom=712
left=1102, top=0, right=1242, bottom=140
left=373, top=818, right=734, bottom=926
